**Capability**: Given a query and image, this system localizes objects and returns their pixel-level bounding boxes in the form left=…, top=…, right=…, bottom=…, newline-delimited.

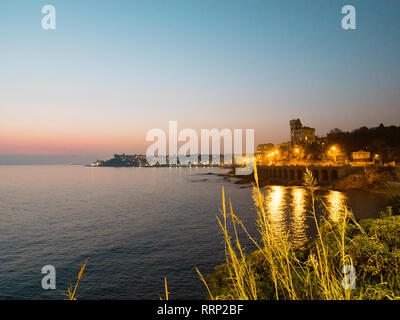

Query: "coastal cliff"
left=333, top=166, right=398, bottom=192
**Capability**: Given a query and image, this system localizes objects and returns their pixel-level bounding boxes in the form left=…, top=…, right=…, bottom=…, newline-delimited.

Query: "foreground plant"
left=198, top=164, right=400, bottom=300
left=160, top=277, right=169, bottom=300
left=64, top=260, right=88, bottom=300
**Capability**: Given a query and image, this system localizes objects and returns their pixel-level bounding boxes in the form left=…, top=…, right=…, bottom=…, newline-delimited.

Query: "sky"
left=0, top=0, right=399, bottom=163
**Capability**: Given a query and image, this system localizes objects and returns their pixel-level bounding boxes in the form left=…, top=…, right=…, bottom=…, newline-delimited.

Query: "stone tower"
left=290, top=119, right=302, bottom=145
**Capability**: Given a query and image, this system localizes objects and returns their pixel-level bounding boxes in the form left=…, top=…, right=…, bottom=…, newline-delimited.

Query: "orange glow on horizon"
left=0, top=129, right=147, bottom=155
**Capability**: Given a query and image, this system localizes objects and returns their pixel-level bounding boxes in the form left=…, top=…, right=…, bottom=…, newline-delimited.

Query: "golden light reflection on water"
left=325, top=191, right=347, bottom=222
left=263, top=186, right=347, bottom=247
left=290, top=188, right=308, bottom=247
left=265, top=186, right=286, bottom=235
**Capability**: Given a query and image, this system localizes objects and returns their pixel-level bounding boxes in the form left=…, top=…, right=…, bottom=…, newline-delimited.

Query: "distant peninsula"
left=90, top=153, right=233, bottom=168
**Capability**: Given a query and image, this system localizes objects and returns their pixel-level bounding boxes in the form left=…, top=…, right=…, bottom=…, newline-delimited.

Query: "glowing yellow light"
left=331, top=146, right=336, bottom=151
left=291, top=188, right=308, bottom=247
left=326, top=191, right=347, bottom=222
left=266, top=186, right=286, bottom=235
left=275, top=150, right=279, bottom=155
left=295, top=148, right=299, bottom=153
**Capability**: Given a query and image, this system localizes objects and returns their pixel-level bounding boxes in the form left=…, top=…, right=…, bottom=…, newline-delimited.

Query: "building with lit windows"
left=290, top=119, right=315, bottom=146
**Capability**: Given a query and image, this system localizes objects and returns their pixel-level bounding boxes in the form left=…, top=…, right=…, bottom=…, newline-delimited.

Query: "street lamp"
left=374, top=154, right=381, bottom=165
left=330, top=146, right=337, bottom=163
left=294, top=148, right=300, bottom=163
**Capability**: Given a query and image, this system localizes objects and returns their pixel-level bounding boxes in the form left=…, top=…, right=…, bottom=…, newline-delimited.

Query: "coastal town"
left=90, top=120, right=400, bottom=191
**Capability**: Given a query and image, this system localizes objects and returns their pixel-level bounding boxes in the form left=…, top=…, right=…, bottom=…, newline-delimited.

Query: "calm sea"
left=0, top=165, right=388, bottom=299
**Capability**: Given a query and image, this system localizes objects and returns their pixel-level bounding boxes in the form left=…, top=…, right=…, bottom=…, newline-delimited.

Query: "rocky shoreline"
left=212, top=166, right=399, bottom=194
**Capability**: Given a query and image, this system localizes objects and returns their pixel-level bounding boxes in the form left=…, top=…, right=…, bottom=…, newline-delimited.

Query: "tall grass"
left=64, top=260, right=88, bottom=300
left=160, top=277, right=169, bottom=300
left=197, top=164, right=365, bottom=300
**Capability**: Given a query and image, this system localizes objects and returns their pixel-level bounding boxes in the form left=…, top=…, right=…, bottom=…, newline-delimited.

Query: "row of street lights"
left=260, top=144, right=385, bottom=166
left=263, top=145, right=340, bottom=164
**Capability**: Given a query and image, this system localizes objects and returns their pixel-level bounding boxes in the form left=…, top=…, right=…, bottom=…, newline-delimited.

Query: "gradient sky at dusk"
left=1, top=0, right=399, bottom=162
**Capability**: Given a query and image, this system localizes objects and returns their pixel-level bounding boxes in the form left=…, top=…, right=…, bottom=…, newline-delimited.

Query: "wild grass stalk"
left=160, top=277, right=169, bottom=300
left=197, top=162, right=367, bottom=300
left=64, top=260, right=88, bottom=300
